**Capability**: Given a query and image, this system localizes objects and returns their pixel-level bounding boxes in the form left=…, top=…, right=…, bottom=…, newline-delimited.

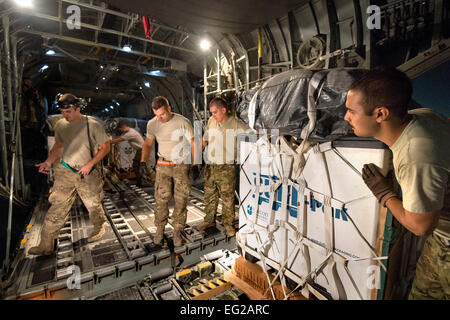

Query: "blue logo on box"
left=248, top=173, right=348, bottom=222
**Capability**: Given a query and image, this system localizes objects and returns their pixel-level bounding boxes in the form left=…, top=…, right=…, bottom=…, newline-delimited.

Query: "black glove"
left=189, top=165, right=201, bottom=181
left=362, top=163, right=398, bottom=207
left=139, top=162, right=149, bottom=177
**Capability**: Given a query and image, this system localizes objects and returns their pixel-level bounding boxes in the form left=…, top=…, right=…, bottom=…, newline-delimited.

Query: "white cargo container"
left=237, top=134, right=392, bottom=300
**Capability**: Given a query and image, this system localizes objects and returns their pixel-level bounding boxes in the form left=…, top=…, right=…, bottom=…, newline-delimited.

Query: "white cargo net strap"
left=238, top=134, right=388, bottom=300
left=239, top=72, right=388, bottom=300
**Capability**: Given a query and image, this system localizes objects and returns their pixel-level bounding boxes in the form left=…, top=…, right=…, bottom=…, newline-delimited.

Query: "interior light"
left=200, top=39, right=210, bottom=51
left=122, top=45, right=132, bottom=52
left=14, top=0, right=33, bottom=8
left=144, top=81, right=150, bottom=88
left=148, top=70, right=166, bottom=77
left=45, top=49, right=56, bottom=56
left=109, top=106, right=114, bottom=109
left=39, top=65, right=49, bottom=72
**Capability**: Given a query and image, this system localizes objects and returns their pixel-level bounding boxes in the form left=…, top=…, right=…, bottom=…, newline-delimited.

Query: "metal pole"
left=3, top=150, right=16, bottom=273
left=0, top=43, right=8, bottom=188
left=192, top=87, right=196, bottom=116
left=231, top=53, right=239, bottom=94
left=18, top=28, right=186, bottom=65
left=3, top=90, right=22, bottom=275
left=257, top=28, right=262, bottom=81
left=191, top=88, right=205, bottom=129
left=217, top=49, right=221, bottom=93
left=245, top=53, right=250, bottom=91
left=3, top=31, right=24, bottom=273
left=12, top=35, right=25, bottom=198
left=3, top=16, right=13, bottom=119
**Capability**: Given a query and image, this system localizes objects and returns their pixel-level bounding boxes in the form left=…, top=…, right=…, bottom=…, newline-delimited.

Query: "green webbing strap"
left=61, top=160, right=97, bottom=174
left=61, top=159, right=78, bottom=173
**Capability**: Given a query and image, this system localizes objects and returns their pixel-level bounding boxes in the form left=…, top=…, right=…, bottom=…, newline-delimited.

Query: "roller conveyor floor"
left=2, top=179, right=239, bottom=300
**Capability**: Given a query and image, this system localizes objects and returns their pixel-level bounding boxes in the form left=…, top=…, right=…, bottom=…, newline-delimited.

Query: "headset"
left=55, top=93, right=88, bottom=110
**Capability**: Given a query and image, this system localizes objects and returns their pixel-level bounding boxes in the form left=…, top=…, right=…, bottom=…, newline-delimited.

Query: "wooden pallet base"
left=225, top=257, right=308, bottom=300
left=113, top=168, right=136, bottom=180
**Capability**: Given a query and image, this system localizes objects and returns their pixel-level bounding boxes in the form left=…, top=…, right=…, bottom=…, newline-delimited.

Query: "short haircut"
left=118, top=119, right=131, bottom=128
left=152, top=96, right=170, bottom=111
left=58, top=93, right=81, bottom=110
left=349, top=67, right=412, bottom=118
left=209, top=97, right=228, bottom=112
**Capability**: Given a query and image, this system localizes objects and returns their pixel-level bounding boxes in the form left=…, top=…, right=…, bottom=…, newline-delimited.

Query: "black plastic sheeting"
left=236, top=68, right=366, bottom=141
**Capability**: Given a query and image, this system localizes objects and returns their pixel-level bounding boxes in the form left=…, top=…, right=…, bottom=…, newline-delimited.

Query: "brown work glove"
left=362, top=163, right=398, bottom=207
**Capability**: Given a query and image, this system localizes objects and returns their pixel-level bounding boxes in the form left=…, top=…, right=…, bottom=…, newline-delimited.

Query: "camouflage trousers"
left=154, top=163, right=191, bottom=228
left=408, top=233, right=450, bottom=299
left=203, top=164, right=236, bottom=226
left=132, top=149, right=155, bottom=184
left=40, top=162, right=107, bottom=240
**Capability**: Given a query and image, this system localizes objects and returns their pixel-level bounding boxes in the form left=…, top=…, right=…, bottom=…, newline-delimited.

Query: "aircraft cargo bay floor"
left=2, top=179, right=239, bottom=300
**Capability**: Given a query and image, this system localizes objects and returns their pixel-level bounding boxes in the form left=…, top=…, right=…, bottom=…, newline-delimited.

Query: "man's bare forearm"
left=110, top=137, right=124, bottom=144
left=385, top=197, right=438, bottom=236
left=385, top=197, right=408, bottom=228
left=190, top=138, right=200, bottom=165
left=46, top=144, right=63, bottom=165
left=141, top=138, right=153, bottom=163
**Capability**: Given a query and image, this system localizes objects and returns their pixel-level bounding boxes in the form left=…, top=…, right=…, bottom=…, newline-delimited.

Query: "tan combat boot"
left=224, top=225, right=236, bottom=237
left=88, top=223, right=105, bottom=243
left=28, top=232, right=54, bottom=256
left=153, top=226, right=164, bottom=245
left=173, top=225, right=183, bottom=247
left=197, top=220, right=215, bottom=231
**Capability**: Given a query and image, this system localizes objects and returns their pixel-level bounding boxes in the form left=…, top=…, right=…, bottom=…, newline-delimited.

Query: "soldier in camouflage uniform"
left=198, top=97, right=248, bottom=237
left=29, top=93, right=110, bottom=256
left=154, top=163, right=191, bottom=235
left=408, top=233, right=450, bottom=299
left=140, top=96, right=196, bottom=247
left=345, top=68, right=449, bottom=300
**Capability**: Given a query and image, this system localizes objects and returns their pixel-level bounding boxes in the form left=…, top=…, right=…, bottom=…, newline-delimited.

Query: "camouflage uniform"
left=154, top=163, right=191, bottom=228
left=203, top=164, right=236, bottom=227
left=408, top=233, right=450, bottom=299
left=29, top=114, right=110, bottom=255
left=33, top=162, right=107, bottom=253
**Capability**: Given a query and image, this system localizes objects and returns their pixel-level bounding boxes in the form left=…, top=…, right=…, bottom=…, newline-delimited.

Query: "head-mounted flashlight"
left=56, top=93, right=87, bottom=110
